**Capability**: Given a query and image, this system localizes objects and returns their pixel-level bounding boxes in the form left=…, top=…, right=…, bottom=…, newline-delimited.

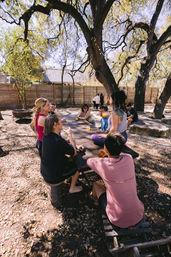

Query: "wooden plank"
left=109, top=237, right=171, bottom=254
left=105, top=228, right=152, bottom=237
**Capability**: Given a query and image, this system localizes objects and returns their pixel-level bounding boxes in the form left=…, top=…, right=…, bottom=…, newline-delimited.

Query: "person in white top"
left=93, top=94, right=100, bottom=109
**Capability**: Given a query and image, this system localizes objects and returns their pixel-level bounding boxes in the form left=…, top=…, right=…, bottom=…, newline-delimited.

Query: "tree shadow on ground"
left=136, top=153, right=171, bottom=178
left=136, top=175, right=171, bottom=236
left=23, top=181, right=111, bottom=257
left=15, top=118, right=32, bottom=124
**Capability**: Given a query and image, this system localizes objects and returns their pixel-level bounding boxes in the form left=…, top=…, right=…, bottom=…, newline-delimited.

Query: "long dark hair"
left=81, top=104, right=89, bottom=112
left=111, top=90, right=126, bottom=111
left=44, top=114, right=59, bottom=136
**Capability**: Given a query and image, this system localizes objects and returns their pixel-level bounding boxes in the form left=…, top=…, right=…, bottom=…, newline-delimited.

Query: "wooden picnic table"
left=62, top=114, right=101, bottom=159
left=62, top=113, right=139, bottom=160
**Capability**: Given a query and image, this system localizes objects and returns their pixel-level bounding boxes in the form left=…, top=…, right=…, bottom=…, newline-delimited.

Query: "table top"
left=62, top=113, right=101, bottom=159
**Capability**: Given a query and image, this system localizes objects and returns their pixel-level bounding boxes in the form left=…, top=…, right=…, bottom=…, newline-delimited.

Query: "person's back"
left=87, top=133, right=144, bottom=228
left=41, top=132, right=74, bottom=184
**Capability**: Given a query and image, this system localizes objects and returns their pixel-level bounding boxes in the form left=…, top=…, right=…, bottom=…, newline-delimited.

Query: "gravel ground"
left=0, top=108, right=170, bottom=257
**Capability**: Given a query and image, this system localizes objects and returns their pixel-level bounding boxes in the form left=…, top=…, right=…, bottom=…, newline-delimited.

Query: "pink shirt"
left=36, top=114, right=45, bottom=142
left=87, top=154, right=144, bottom=228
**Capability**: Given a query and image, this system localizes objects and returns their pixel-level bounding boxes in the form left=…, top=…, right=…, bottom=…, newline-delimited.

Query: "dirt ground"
left=0, top=109, right=170, bottom=257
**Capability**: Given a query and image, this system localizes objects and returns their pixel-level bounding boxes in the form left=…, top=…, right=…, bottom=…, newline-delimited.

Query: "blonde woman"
left=31, top=98, right=50, bottom=156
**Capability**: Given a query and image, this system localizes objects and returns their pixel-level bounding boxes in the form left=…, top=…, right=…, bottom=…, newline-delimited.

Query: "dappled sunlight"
left=0, top=109, right=170, bottom=256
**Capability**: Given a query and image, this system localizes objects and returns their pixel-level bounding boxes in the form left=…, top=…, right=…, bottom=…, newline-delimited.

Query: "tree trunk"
left=153, top=74, right=171, bottom=119
left=94, top=59, right=118, bottom=95
left=134, top=55, right=156, bottom=111
left=134, top=75, right=146, bottom=112
left=87, top=40, right=118, bottom=96
left=61, top=64, right=66, bottom=105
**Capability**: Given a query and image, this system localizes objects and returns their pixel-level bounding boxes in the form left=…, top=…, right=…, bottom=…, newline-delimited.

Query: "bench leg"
left=50, top=184, right=62, bottom=208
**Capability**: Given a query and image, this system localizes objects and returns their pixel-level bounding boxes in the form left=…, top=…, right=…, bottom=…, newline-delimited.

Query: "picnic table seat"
left=101, top=214, right=171, bottom=256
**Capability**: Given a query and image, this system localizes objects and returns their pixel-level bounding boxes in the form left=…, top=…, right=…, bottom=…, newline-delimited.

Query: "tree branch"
left=20, top=3, right=51, bottom=40
left=95, top=0, right=115, bottom=34
left=148, top=0, right=164, bottom=51
left=117, top=40, right=144, bottom=85
left=155, top=25, right=171, bottom=53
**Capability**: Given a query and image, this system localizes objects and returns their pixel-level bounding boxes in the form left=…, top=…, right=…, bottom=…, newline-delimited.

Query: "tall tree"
left=116, top=0, right=171, bottom=111
left=0, top=0, right=170, bottom=109
left=0, top=0, right=120, bottom=95
left=2, top=29, right=44, bottom=109
left=153, top=73, right=171, bottom=119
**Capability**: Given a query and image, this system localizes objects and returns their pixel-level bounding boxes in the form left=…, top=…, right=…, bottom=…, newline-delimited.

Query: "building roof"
left=43, top=68, right=92, bottom=84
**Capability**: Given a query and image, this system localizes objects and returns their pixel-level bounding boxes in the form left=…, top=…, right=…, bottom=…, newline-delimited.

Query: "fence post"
left=53, top=84, right=56, bottom=104
left=83, top=86, right=85, bottom=104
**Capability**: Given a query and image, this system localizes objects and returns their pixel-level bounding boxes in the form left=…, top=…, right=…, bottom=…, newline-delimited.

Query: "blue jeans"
left=91, top=131, right=127, bottom=146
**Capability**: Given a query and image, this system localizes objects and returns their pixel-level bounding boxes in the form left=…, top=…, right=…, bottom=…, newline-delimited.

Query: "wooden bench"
left=101, top=214, right=171, bottom=256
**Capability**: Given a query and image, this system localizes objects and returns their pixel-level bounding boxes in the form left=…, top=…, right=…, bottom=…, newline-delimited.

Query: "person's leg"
left=127, top=118, right=132, bottom=127
left=69, top=171, right=83, bottom=193
left=101, top=118, right=105, bottom=132
left=36, top=140, right=42, bottom=157
left=121, top=131, right=127, bottom=143
left=91, top=134, right=105, bottom=146
left=92, top=180, right=106, bottom=201
left=104, top=118, right=109, bottom=131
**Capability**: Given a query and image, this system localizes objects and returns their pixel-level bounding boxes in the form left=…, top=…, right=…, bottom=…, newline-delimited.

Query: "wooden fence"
left=0, top=82, right=165, bottom=109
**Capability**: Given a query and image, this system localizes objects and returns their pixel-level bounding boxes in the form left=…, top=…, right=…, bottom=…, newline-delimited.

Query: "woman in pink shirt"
left=31, top=98, right=50, bottom=157
left=87, top=133, right=144, bottom=228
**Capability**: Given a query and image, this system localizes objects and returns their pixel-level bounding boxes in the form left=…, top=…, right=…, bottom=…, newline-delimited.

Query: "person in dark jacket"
left=126, top=102, right=138, bottom=126
left=41, top=113, right=83, bottom=207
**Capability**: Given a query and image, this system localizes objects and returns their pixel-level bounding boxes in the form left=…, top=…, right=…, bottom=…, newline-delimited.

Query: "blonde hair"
left=31, top=98, right=48, bottom=131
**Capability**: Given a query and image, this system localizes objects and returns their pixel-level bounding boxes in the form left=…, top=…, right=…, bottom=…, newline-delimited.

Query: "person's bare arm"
left=66, top=128, right=77, bottom=156
left=109, top=112, right=119, bottom=133
left=128, top=114, right=134, bottom=119
left=38, top=116, right=46, bottom=127
left=77, top=111, right=83, bottom=119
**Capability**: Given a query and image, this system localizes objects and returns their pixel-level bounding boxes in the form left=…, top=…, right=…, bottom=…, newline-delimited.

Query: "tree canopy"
left=2, top=28, right=44, bottom=108
left=0, top=0, right=170, bottom=111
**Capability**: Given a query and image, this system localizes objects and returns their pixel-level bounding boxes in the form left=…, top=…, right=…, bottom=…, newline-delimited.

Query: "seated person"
left=87, top=133, right=144, bottom=228
left=99, top=105, right=109, bottom=132
left=49, top=103, right=56, bottom=114
left=76, top=104, right=95, bottom=126
left=41, top=113, right=83, bottom=207
left=126, top=102, right=138, bottom=127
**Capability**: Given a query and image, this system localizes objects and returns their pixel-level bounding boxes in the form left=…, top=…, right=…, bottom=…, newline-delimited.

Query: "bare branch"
left=148, top=0, right=165, bottom=51
left=0, top=7, right=20, bottom=25
left=155, top=25, right=171, bottom=53
left=70, top=58, right=90, bottom=75
left=83, top=2, right=89, bottom=19
left=95, top=0, right=115, bottom=34
left=117, top=40, right=144, bottom=85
